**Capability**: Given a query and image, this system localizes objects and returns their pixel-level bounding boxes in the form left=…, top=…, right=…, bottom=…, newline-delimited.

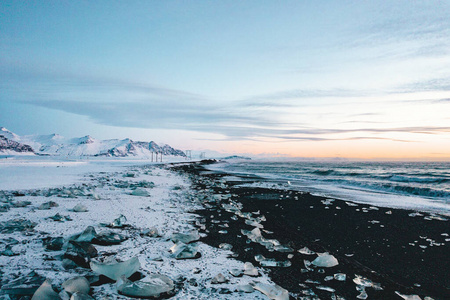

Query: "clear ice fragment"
left=298, top=247, right=315, bottom=255
left=219, top=243, right=233, bottom=250
left=244, top=262, right=259, bottom=276
left=236, top=284, right=254, bottom=293
left=311, top=252, right=339, bottom=268
left=31, top=280, right=60, bottom=300
left=62, top=277, right=90, bottom=295
left=170, top=242, right=200, bottom=259
left=90, top=257, right=140, bottom=281
left=334, top=273, right=347, bottom=281
left=116, top=274, right=175, bottom=298
left=251, top=282, right=289, bottom=300
left=108, top=215, right=127, bottom=228
left=395, top=292, right=422, bottom=300
left=70, top=292, right=94, bottom=300
left=72, top=204, right=88, bottom=212
left=170, top=231, right=200, bottom=244
left=211, top=273, right=228, bottom=284
left=130, top=188, right=150, bottom=197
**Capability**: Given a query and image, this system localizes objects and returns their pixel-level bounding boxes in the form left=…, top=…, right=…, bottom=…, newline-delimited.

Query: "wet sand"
left=171, top=161, right=450, bottom=299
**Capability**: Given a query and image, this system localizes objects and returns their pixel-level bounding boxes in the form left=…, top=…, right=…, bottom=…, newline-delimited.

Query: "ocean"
left=209, top=160, right=450, bottom=215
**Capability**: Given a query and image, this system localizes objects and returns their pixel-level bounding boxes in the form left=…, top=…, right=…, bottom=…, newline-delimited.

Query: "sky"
left=1, top=1, right=450, bottom=159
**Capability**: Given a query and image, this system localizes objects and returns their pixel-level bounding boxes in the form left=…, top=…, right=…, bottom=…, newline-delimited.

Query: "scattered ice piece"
left=43, top=237, right=64, bottom=251
left=274, top=245, right=294, bottom=253
left=90, top=257, right=140, bottom=281
left=62, top=277, right=90, bottom=295
left=386, top=210, right=392, bottom=214
left=71, top=226, right=97, bottom=243
left=345, top=253, right=354, bottom=257
left=49, top=213, right=72, bottom=222
left=170, top=242, right=200, bottom=259
left=140, top=227, right=160, bottom=237
left=93, top=231, right=127, bottom=245
left=65, top=241, right=98, bottom=268
left=219, top=243, right=233, bottom=250
left=356, top=289, right=368, bottom=299
left=324, top=276, right=334, bottom=281
left=334, top=273, right=347, bottom=281
left=1, top=244, right=18, bottom=256
left=130, top=188, right=150, bottom=197
left=218, top=230, right=228, bottom=234
left=171, top=231, right=200, bottom=244
left=311, top=253, right=339, bottom=268
left=31, top=279, right=59, bottom=300
left=72, top=204, right=88, bottom=212
left=395, top=291, right=422, bottom=300
left=230, top=268, right=243, bottom=277
left=408, top=212, right=423, bottom=217
left=116, top=274, right=175, bottom=298
left=245, top=219, right=264, bottom=228
left=346, top=202, right=358, bottom=207
left=236, top=284, right=254, bottom=293
left=317, top=286, right=335, bottom=293
left=38, top=201, right=58, bottom=210
left=298, top=247, right=315, bottom=255
left=108, top=215, right=127, bottom=228
left=70, top=292, right=94, bottom=300
left=251, top=282, right=289, bottom=300
left=211, top=273, right=228, bottom=284
left=255, top=255, right=291, bottom=267
left=287, top=254, right=294, bottom=259
left=244, top=262, right=259, bottom=277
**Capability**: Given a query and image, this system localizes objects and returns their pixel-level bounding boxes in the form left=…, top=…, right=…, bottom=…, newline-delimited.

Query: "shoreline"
left=170, top=160, right=450, bottom=299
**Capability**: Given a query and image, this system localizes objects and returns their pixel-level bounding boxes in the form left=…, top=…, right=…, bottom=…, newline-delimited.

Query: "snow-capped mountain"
left=0, top=135, right=34, bottom=155
left=0, top=127, right=186, bottom=158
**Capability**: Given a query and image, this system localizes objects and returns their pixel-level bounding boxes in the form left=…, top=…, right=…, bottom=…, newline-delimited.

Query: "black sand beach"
left=170, top=161, right=450, bottom=300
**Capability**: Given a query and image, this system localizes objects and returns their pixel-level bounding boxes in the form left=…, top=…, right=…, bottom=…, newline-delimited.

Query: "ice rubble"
left=90, top=257, right=141, bottom=281
left=169, top=241, right=201, bottom=259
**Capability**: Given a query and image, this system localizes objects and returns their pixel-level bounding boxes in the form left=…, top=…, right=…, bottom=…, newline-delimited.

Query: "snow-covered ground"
left=0, top=158, right=277, bottom=299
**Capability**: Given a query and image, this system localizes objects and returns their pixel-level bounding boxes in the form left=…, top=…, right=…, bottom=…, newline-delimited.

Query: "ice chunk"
left=298, top=247, right=315, bottom=255
left=93, top=231, right=127, bottom=245
left=90, top=257, right=140, bottom=281
left=219, top=243, right=233, bottom=250
left=116, top=274, right=175, bottom=298
left=317, top=286, right=335, bottom=292
left=70, top=226, right=97, bottom=243
left=254, top=255, right=291, bottom=267
left=70, top=292, right=94, bottom=300
left=65, top=241, right=98, bottom=268
left=395, top=292, right=422, bottom=300
left=243, top=262, right=259, bottom=277
left=311, top=252, right=339, bottom=267
left=170, top=231, right=200, bottom=244
left=211, top=273, right=228, bottom=284
left=62, top=277, right=90, bottom=295
left=38, top=201, right=58, bottom=210
left=72, top=204, right=88, bottom=212
left=274, top=245, right=294, bottom=253
left=131, top=188, right=150, bottom=197
left=140, top=227, right=161, bottom=237
left=251, top=282, right=289, bottom=300
left=334, top=273, right=347, bottom=281
left=43, top=237, right=64, bottom=251
left=31, top=280, right=60, bottom=300
left=170, top=242, right=200, bottom=259
left=49, top=213, right=72, bottom=222
left=236, top=284, right=254, bottom=293
left=108, top=215, right=127, bottom=228
left=230, top=268, right=243, bottom=277
left=1, top=244, right=18, bottom=256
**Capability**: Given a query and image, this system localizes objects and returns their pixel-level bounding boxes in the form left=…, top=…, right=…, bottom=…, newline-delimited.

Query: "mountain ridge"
left=0, top=127, right=186, bottom=158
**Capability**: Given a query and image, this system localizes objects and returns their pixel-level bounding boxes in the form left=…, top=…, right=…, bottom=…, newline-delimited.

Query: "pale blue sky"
left=1, top=1, right=450, bottom=158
